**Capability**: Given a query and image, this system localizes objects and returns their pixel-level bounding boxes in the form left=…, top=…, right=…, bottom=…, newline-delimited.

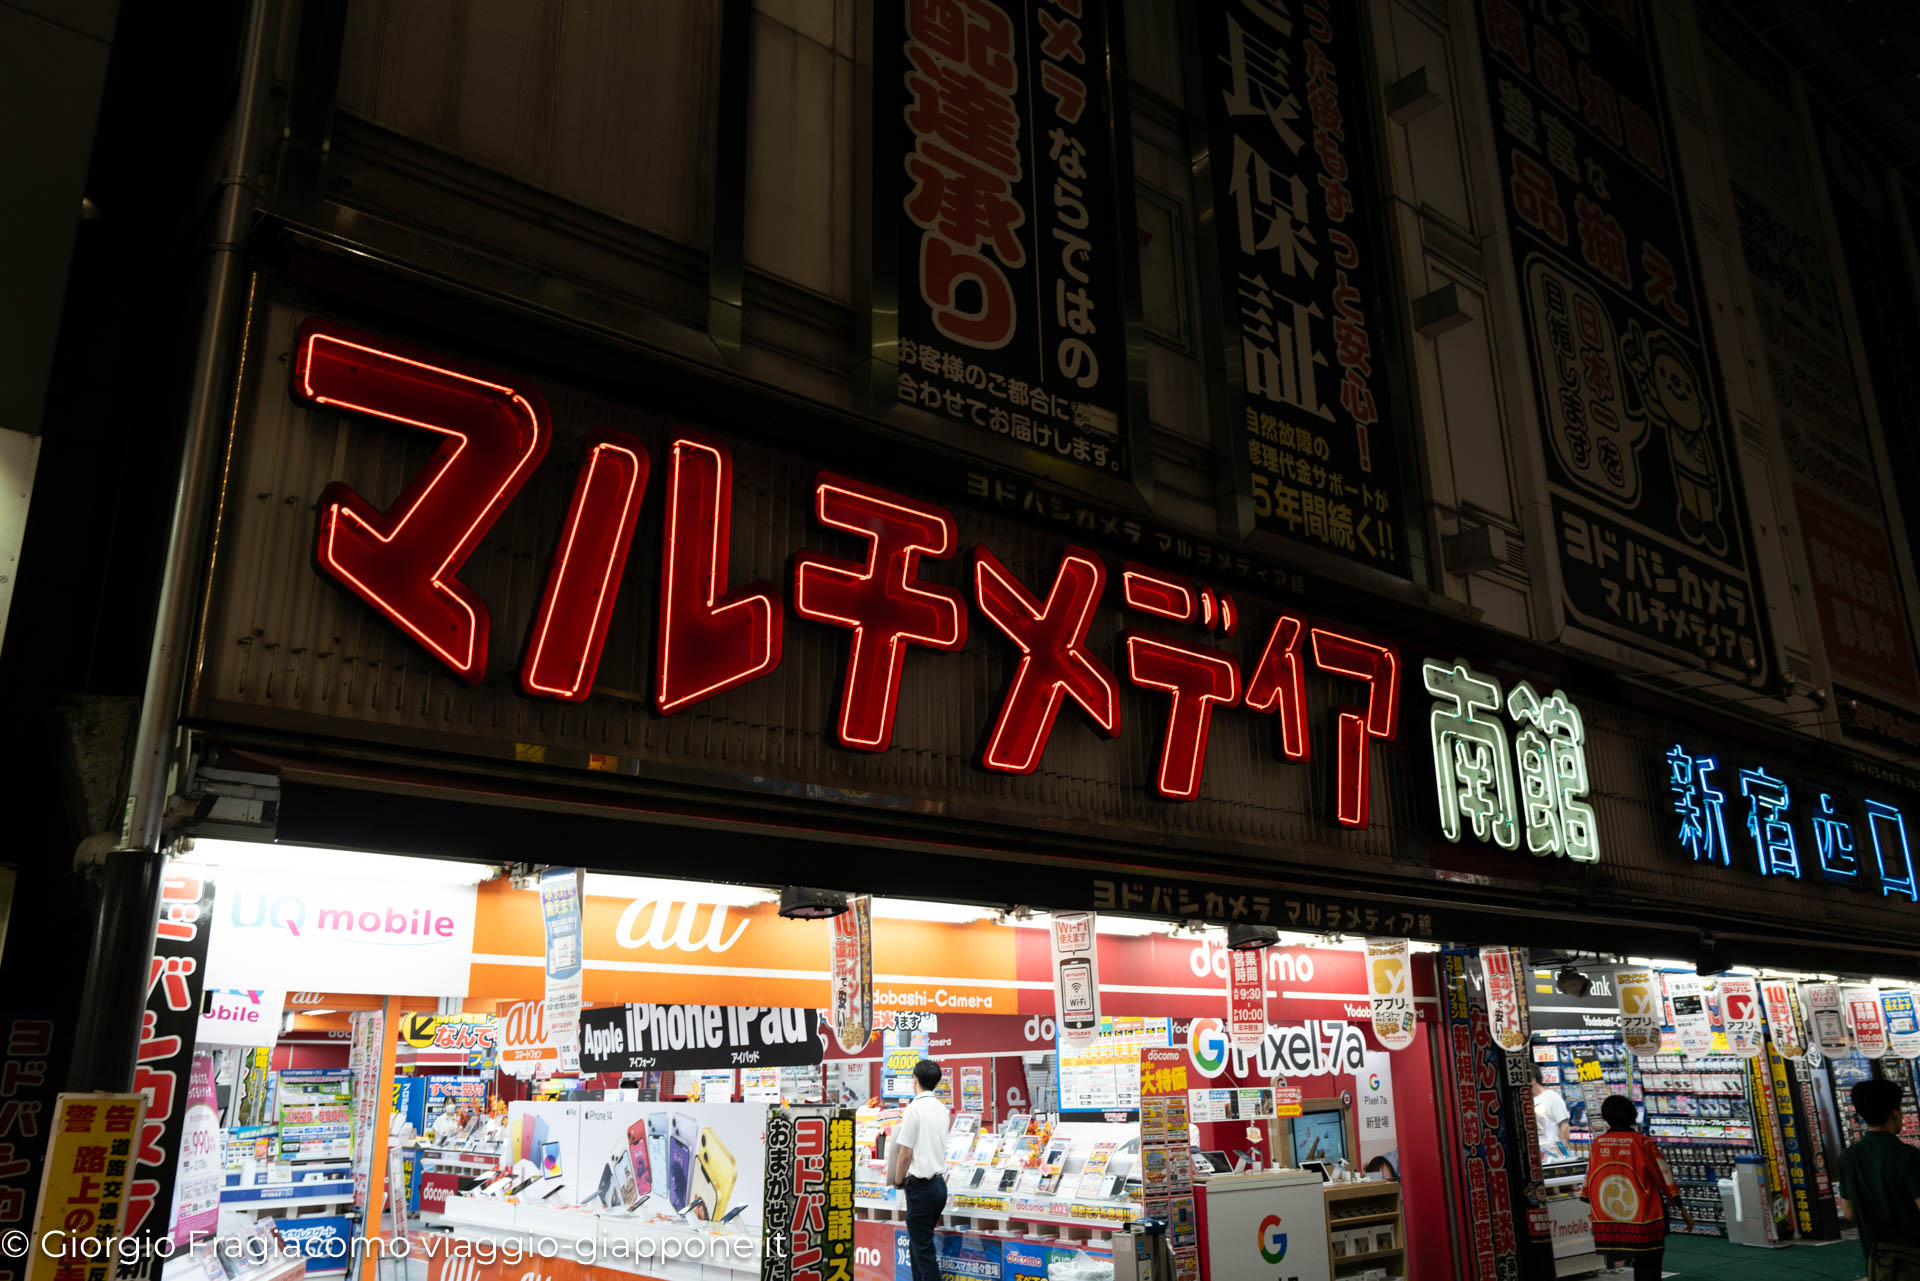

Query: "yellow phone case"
left=690, top=1126, right=737, bottom=1220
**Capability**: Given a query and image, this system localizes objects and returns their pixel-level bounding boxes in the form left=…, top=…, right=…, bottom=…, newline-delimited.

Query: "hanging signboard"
left=26, top=1094, right=147, bottom=1281
left=1802, top=984, right=1851, bottom=1055
left=761, top=1106, right=856, bottom=1281
left=1051, top=911, right=1101, bottom=1052
left=873, top=0, right=1130, bottom=478
left=1479, top=946, right=1527, bottom=1051
left=1365, top=939, right=1417, bottom=1051
left=1665, top=973, right=1712, bottom=1056
left=347, top=1010, right=384, bottom=1215
left=1761, top=979, right=1807, bottom=1060
left=540, top=867, right=585, bottom=1059
left=1881, top=990, right=1920, bottom=1060
left=1196, top=0, right=1410, bottom=571
left=1226, top=948, right=1267, bottom=1050
left=499, top=999, right=560, bottom=1078
left=1844, top=988, right=1888, bottom=1058
left=1717, top=976, right=1763, bottom=1059
left=831, top=895, right=874, bottom=1053
left=1615, top=967, right=1662, bottom=1056
left=1710, top=59, right=1920, bottom=714
left=578, top=1004, right=823, bottom=1074
left=1473, top=0, right=1767, bottom=678
left=196, top=988, right=283, bottom=1049
left=122, top=865, right=214, bottom=1273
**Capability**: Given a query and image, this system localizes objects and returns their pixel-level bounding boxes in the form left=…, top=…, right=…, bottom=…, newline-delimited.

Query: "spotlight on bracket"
left=1228, top=923, right=1279, bottom=951
left=779, top=886, right=849, bottom=920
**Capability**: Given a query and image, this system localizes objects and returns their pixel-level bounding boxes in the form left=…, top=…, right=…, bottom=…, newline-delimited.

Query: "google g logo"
left=1258, top=1213, right=1287, bottom=1263
left=1366, top=1072, right=1384, bottom=1092
left=1189, top=1018, right=1229, bottom=1078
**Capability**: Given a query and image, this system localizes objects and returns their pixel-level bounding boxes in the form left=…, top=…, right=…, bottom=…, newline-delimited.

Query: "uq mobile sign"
left=282, top=319, right=1617, bottom=856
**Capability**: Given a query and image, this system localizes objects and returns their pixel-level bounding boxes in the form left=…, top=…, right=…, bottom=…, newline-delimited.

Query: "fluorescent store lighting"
left=185, top=839, right=498, bottom=885
left=869, top=898, right=997, bottom=923
left=1096, top=916, right=1176, bottom=936
left=578, top=874, right=777, bottom=906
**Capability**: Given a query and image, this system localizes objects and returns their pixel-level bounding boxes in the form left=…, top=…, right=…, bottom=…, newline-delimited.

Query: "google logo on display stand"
left=1258, top=1213, right=1288, bottom=1263
left=1189, top=1017, right=1230, bottom=1078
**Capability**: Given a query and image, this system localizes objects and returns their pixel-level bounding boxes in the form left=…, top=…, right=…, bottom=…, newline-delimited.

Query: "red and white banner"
left=1664, top=973, right=1713, bottom=1057
left=1845, top=987, right=1888, bottom=1057
left=1717, top=976, right=1763, bottom=1058
left=1365, top=939, right=1416, bottom=1051
left=1226, top=948, right=1266, bottom=1049
left=1478, top=947, right=1526, bottom=1051
left=1761, top=979, right=1806, bottom=1059
left=1051, top=911, right=1102, bottom=1052
left=830, top=896, right=874, bottom=1053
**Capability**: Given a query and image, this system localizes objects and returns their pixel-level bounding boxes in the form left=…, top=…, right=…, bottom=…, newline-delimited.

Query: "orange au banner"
left=27, top=1094, right=147, bottom=1281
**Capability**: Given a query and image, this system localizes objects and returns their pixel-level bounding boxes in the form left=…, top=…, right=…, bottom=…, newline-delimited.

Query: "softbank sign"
left=205, top=872, right=478, bottom=997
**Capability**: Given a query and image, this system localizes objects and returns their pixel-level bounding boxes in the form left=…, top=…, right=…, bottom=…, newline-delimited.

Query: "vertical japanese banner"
left=25, top=1094, right=146, bottom=1281
left=539, top=867, right=584, bottom=1064
left=1767, top=1046, right=1816, bottom=1237
left=1050, top=910, right=1100, bottom=1052
left=1844, top=988, right=1888, bottom=1058
left=1478, top=946, right=1527, bottom=1051
left=1197, top=0, right=1410, bottom=570
left=1762, top=978, right=1808, bottom=1060
left=1718, top=975, right=1764, bottom=1059
left=1813, top=104, right=1920, bottom=752
left=1139, top=1048, right=1197, bottom=1277
left=759, top=1107, right=854, bottom=1281
left=1475, top=0, right=1768, bottom=678
left=1745, top=1054, right=1788, bottom=1242
left=169, top=1053, right=221, bottom=1244
left=1882, top=990, right=1920, bottom=1060
left=1439, top=948, right=1527, bottom=1281
left=123, top=864, right=214, bottom=1272
left=960, top=1065, right=985, bottom=1113
left=1365, top=938, right=1417, bottom=1051
left=1801, top=983, right=1851, bottom=1055
left=1710, top=60, right=1920, bottom=717
left=831, top=895, right=874, bottom=1054
left=1664, top=973, right=1712, bottom=1057
left=1615, top=967, right=1662, bottom=1056
left=1226, top=947, right=1267, bottom=1049
left=876, top=0, right=1131, bottom=476
left=348, top=1009, right=385, bottom=1214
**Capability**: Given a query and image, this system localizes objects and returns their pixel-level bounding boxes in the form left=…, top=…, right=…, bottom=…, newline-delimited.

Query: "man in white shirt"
left=888, top=1060, right=950, bottom=1281
left=1532, top=1069, right=1572, bottom=1158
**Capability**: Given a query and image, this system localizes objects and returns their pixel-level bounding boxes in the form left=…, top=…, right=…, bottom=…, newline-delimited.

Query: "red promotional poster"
left=1227, top=947, right=1267, bottom=1049
left=1761, top=980, right=1807, bottom=1059
left=831, top=896, right=874, bottom=1053
left=1479, top=946, right=1526, bottom=1051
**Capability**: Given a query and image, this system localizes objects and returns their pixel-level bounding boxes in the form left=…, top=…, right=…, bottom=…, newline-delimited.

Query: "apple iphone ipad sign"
left=1475, top=0, right=1767, bottom=678
left=1197, top=0, right=1411, bottom=573
left=577, top=1004, right=823, bottom=1074
left=875, top=0, right=1130, bottom=476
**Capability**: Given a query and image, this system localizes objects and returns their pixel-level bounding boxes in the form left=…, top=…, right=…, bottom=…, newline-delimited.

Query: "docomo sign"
left=293, top=319, right=1401, bottom=811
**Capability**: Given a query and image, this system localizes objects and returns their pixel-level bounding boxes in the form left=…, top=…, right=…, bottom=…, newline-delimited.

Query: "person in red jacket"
left=1583, top=1094, right=1692, bottom=1278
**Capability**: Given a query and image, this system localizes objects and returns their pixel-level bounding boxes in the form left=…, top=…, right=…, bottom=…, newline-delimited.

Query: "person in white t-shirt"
left=1533, top=1068, right=1573, bottom=1158
left=888, top=1060, right=951, bottom=1281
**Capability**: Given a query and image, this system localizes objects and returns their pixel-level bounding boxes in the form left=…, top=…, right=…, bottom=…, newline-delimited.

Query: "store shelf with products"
left=1324, top=1181, right=1403, bottom=1274
left=1532, top=1031, right=1632, bottom=1163
left=1639, top=1052, right=1758, bottom=1239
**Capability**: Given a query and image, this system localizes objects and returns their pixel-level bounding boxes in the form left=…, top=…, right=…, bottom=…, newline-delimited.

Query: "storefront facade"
left=17, top=0, right=1920, bottom=1279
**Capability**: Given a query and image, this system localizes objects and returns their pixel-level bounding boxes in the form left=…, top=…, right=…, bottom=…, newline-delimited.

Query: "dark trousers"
left=905, top=1174, right=946, bottom=1281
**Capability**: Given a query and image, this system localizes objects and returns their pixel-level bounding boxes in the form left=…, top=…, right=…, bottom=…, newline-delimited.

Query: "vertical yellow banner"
left=27, top=1093, right=148, bottom=1281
